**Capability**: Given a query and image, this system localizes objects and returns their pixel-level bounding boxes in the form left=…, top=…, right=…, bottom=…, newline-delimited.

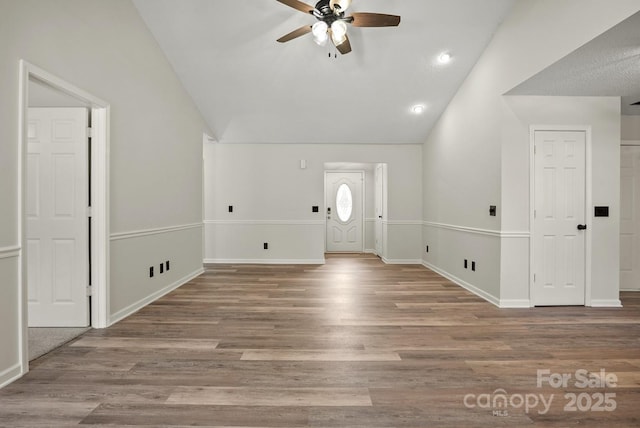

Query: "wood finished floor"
left=1, top=254, right=639, bottom=427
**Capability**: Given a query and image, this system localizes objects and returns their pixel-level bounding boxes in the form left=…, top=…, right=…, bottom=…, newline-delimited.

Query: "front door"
left=326, top=171, right=363, bottom=252
left=27, top=107, right=90, bottom=327
left=533, top=130, right=587, bottom=306
left=620, top=145, right=640, bottom=290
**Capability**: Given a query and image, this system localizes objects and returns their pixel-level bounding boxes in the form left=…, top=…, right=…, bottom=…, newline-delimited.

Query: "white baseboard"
left=203, top=259, right=325, bottom=265
left=109, top=267, right=204, bottom=325
left=382, top=258, right=423, bottom=265
left=590, top=299, right=623, bottom=308
left=499, top=299, right=532, bottom=308
left=620, top=288, right=640, bottom=292
left=0, top=363, right=22, bottom=389
left=364, top=249, right=377, bottom=254
left=422, top=261, right=500, bottom=307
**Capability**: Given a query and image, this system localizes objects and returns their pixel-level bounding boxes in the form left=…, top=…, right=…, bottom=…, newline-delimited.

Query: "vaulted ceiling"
left=133, top=1, right=640, bottom=144
left=133, top=0, right=515, bottom=144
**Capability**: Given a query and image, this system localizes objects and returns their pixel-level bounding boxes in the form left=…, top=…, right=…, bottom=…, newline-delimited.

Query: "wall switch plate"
left=472, top=261, right=476, bottom=271
left=594, top=206, right=609, bottom=217
left=149, top=266, right=154, bottom=278
left=464, top=259, right=468, bottom=269
left=489, top=205, right=497, bottom=216
left=264, top=243, right=268, bottom=250
left=166, top=260, right=170, bottom=271
left=228, top=205, right=233, bottom=213
left=160, top=263, right=164, bottom=274
left=426, top=245, right=429, bottom=253
left=312, top=206, right=319, bottom=213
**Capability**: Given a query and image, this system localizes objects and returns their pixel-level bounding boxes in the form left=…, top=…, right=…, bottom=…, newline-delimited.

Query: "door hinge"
left=533, top=274, right=536, bottom=282
left=86, top=285, right=93, bottom=296
left=87, top=206, right=92, bottom=217
left=534, top=145, right=537, bottom=155
left=87, top=127, right=95, bottom=138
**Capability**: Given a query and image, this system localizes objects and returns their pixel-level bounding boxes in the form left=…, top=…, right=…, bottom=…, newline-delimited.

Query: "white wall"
left=204, top=144, right=422, bottom=264
left=622, top=116, right=640, bottom=141
left=422, top=0, right=640, bottom=306
left=0, top=0, right=208, bottom=387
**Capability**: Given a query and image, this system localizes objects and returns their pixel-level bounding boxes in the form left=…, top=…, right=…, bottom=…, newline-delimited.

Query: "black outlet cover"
left=166, top=260, right=170, bottom=271
left=472, top=261, right=476, bottom=271
left=312, top=206, right=319, bottom=213
left=594, top=206, right=609, bottom=217
left=228, top=205, right=233, bottom=213
left=160, top=263, right=164, bottom=274
left=264, top=243, right=268, bottom=250
left=149, top=266, right=154, bottom=278
left=464, top=259, right=468, bottom=269
left=489, top=205, right=497, bottom=216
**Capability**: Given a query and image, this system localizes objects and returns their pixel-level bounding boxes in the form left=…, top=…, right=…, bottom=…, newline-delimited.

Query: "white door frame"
left=529, top=125, right=593, bottom=306
left=324, top=170, right=365, bottom=253
left=18, top=60, right=110, bottom=372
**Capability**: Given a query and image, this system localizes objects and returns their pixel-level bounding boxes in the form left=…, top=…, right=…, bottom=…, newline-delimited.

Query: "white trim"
left=422, top=221, right=529, bottom=238
left=109, top=267, right=204, bottom=325
left=621, top=140, right=640, bottom=146
left=18, top=61, right=111, bottom=380
left=204, top=220, right=325, bottom=226
left=529, top=126, right=592, bottom=307
left=111, top=223, right=203, bottom=241
left=382, top=258, right=423, bottom=265
left=204, top=259, right=325, bottom=265
left=499, top=299, right=532, bottom=309
left=0, top=363, right=22, bottom=389
left=384, top=220, right=424, bottom=226
left=422, top=261, right=500, bottom=307
left=589, top=299, right=623, bottom=308
left=620, top=288, right=640, bottom=292
left=364, top=249, right=376, bottom=254
left=0, top=246, right=20, bottom=259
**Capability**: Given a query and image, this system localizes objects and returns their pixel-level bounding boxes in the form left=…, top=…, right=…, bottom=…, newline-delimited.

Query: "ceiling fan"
left=276, top=0, right=401, bottom=55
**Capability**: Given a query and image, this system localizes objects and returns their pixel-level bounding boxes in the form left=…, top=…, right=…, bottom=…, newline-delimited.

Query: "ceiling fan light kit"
left=276, top=0, right=401, bottom=55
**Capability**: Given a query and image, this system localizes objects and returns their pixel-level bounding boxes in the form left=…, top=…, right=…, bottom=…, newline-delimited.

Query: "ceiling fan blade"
left=275, top=0, right=315, bottom=14
left=335, top=34, right=352, bottom=54
left=349, top=12, right=401, bottom=27
left=277, top=25, right=312, bottom=43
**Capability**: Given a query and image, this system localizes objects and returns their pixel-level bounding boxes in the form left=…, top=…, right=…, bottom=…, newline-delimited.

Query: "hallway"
left=1, top=254, right=639, bottom=426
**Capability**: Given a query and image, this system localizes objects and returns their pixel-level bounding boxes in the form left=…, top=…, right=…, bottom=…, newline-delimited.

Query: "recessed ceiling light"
left=412, top=104, right=426, bottom=114
left=438, top=52, right=452, bottom=64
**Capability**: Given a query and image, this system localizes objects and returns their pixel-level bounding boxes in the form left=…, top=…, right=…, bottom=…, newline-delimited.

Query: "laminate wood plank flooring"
left=1, top=253, right=639, bottom=427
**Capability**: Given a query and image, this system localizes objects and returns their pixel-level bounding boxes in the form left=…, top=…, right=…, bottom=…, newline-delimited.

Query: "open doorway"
left=18, top=61, right=110, bottom=370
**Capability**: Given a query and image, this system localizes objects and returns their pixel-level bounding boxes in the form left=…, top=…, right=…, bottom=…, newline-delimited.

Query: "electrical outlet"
left=264, top=243, right=268, bottom=250
left=464, top=259, right=468, bottom=269
left=312, top=206, right=319, bottom=213
left=426, top=245, right=429, bottom=253
left=228, top=205, right=233, bottom=213
left=166, top=260, right=170, bottom=271
left=160, top=263, right=164, bottom=274
left=149, top=266, right=154, bottom=278
left=472, top=261, right=476, bottom=271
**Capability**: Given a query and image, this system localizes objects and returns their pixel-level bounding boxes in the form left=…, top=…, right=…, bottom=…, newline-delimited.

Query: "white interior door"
left=374, top=164, right=384, bottom=256
left=326, top=171, right=363, bottom=252
left=27, top=108, right=89, bottom=327
left=533, top=130, right=587, bottom=306
left=620, top=145, right=640, bottom=290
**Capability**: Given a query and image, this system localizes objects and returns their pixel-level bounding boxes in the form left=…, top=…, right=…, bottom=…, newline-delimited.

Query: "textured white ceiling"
left=509, top=10, right=640, bottom=116
left=133, top=0, right=515, bottom=144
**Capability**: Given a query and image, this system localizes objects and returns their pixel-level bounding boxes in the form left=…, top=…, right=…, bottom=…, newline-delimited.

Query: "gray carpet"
left=29, top=327, right=91, bottom=361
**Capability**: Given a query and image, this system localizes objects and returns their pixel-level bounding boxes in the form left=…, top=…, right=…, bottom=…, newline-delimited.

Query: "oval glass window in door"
left=336, top=183, right=353, bottom=222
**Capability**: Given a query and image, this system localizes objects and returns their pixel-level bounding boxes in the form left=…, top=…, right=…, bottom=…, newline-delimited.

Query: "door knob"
left=378, top=216, right=382, bottom=219
left=577, top=224, right=587, bottom=230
